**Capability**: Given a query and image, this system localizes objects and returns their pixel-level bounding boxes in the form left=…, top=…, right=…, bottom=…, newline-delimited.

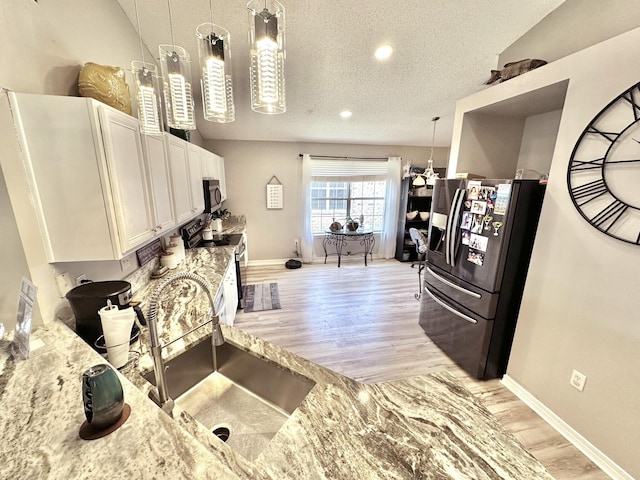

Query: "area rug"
left=243, top=283, right=281, bottom=313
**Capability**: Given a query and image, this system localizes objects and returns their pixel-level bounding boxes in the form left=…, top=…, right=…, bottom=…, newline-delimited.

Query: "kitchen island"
left=0, top=246, right=553, bottom=479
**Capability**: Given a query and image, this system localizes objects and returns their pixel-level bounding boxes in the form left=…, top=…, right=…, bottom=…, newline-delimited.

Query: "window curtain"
left=301, top=154, right=401, bottom=262
left=380, top=156, right=401, bottom=258
left=300, top=154, right=314, bottom=263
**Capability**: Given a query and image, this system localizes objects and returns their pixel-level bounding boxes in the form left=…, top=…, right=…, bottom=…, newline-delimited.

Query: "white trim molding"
left=501, top=375, right=633, bottom=480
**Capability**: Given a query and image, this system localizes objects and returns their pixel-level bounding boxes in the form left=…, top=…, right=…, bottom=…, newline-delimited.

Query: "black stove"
left=180, top=217, right=243, bottom=249
left=179, top=216, right=247, bottom=309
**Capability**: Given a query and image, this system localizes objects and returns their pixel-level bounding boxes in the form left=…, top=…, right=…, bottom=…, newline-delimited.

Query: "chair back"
left=409, top=228, right=427, bottom=254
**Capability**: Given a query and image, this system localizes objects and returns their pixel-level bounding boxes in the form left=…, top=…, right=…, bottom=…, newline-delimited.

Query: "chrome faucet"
left=146, top=272, right=225, bottom=411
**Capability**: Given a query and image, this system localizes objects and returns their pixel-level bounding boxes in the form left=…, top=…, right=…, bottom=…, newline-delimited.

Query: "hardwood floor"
left=234, top=258, right=609, bottom=479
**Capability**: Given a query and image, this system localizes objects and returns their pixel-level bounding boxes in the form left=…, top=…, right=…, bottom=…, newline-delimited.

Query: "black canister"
left=66, top=281, right=137, bottom=352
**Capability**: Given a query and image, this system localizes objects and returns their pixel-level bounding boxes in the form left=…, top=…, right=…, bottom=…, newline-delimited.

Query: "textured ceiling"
left=116, top=0, right=565, bottom=146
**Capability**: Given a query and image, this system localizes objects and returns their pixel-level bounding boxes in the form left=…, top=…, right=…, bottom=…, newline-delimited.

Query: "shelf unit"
left=395, top=179, right=429, bottom=262
left=395, top=167, right=446, bottom=262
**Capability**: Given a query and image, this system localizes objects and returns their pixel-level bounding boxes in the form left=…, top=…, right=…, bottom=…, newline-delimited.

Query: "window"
left=310, top=176, right=386, bottom=233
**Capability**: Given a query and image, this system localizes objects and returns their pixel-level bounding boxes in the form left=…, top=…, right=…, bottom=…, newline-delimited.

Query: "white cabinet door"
left=166, top=135, right=193, bottom=223
left=200, top=149, right=215, bottom=179
left=213, top=153, right=227, bottom=202
left=96, top=106, right=155, bottom=253
left=142, top=134, right=176, bottom=234
left=187, top=143, right=204, bottom=215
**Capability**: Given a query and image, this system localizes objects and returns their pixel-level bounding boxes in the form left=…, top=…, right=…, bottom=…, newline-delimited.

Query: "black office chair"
left=409, top=228, right=428, bottom=300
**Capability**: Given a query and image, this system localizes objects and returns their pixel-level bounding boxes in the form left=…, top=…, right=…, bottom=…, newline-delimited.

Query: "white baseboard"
left=247, top=258, right=293, bottom=266
left=501, top=375, right=632, bottom=480
left=247, top=255, right=384, bottom=267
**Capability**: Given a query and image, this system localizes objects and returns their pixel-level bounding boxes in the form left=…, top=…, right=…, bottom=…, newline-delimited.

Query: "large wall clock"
left=568, top=81, right=640, bottom=244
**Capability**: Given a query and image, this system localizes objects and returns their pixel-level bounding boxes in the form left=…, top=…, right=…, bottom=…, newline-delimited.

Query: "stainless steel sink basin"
left=143, top=336, right=316, bottom=460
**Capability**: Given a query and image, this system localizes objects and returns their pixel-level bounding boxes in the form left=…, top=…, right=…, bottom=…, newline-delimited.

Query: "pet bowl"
left=419, top=211, right=430, bottom=221
left=406, top=210, right=419, bottom=221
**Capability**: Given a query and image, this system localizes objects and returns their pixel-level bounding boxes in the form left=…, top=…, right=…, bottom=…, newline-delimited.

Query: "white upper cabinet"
left=199, top=148, right=227, bottom=202
left=187, top=143, right=205, bottom=215
left=166, top=135, right=193, bottom=224
left=212, top=153, right=227, bottom=202
left=141, top=133, right=176, bottom=234
left=8, top=93, right=163, bottom=262
left=96, top=106, right=156, bottom=253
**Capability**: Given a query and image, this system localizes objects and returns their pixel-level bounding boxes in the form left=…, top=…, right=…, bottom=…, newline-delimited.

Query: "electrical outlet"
left=55, top=272, right=73, bottom=297
left=75, top=274, right=87, bottom=285
left=570, top=369, right=587, bottom=392
left=120, top=256, right=132, bottom=271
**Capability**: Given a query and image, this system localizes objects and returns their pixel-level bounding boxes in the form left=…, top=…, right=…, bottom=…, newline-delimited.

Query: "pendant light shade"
left=196, top=23, right=235, bottom=123
left=131, top=61, right=163, bottom=135
left=247, top=0, right=286, bottom=114
left=159, top=44, right=196, bottom=130
left=131, top=0, right=163, bottom=135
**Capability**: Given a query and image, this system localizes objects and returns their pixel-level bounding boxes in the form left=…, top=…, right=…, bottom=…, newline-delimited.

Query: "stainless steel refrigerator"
left=418, top=178, right=546, bottom=379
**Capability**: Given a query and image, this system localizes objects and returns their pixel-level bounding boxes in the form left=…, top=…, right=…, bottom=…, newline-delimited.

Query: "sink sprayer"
left=146, top=272, right=225, bottom=412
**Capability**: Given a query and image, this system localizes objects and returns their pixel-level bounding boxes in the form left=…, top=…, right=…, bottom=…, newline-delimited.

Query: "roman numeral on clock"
left=622, top=87, right=640, bottom=121
left=571, top=179, right=608, bottom=205
left=586, top=126, right=619, bottom=143
left=570, top=157, right=604, bottom=171
left=590, top=199, right=628, bottom=232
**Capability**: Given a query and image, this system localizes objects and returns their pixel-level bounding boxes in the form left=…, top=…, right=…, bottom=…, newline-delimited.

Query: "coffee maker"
left=66, top=281, right=144, bottom=352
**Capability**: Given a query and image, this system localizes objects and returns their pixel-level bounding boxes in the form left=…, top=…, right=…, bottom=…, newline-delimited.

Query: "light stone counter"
left=0, top=239, right=554, bottom=479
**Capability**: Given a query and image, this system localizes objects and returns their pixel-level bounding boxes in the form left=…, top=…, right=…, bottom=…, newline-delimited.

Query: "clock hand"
left=633, top=138, right=640, bottom=144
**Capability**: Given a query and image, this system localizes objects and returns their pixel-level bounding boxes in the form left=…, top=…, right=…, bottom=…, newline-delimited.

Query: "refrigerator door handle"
left=424, top=286, right=478, bottom=325
left=426, top=266, right=481, bottom=299
left=445, top=188, right=465, bottom=267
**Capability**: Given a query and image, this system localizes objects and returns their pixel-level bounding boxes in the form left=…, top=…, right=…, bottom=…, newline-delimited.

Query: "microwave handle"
left=214, top=186, right=222, bottom=205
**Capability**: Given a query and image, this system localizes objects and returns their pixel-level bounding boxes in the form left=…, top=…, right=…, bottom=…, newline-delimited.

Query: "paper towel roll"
left=98, top=303, right=135, bottom=369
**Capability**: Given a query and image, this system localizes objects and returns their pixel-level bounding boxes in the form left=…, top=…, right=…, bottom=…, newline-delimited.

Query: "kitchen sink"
left=143, top=335, right=316, bottom=461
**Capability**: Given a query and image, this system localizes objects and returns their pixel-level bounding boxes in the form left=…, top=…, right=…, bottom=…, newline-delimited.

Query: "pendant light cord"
left=429, top=116, right=439, bottom=162
left=167, top=0, right=176, bottom=47
left=133, top=0, right=145, bottom=63
left=209, top=0, right=214, bottom=27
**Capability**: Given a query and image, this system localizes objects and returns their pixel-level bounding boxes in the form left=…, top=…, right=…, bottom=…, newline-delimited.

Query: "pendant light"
left=159, top=0, right=196, bottom=130
left=247, top=0, right=286, bottom=114
left=131, top=0, right=163, bottom=135
left=195, top=0, right=235, bottom=123
left=413, top=116, right=440, bottom=187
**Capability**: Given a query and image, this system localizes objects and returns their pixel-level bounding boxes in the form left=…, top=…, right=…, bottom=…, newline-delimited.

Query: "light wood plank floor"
left=235, top=258, right=609, bottom=479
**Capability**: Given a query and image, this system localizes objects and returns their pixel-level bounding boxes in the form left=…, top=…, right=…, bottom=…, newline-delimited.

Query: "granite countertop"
left=0, top=218, right=554, bottom=479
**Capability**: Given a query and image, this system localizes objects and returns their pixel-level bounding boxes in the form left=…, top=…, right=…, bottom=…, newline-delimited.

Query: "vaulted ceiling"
left=116, top=0, right=565, bottom=146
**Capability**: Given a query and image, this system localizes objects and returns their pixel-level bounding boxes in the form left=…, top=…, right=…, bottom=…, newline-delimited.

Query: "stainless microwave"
left=203, top=178, right=223, bottom=212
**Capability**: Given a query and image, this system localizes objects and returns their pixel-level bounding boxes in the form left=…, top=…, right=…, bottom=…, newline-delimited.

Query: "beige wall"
left=516, top=109, right=562, bottom=176
left=498, top=0, right=640, bottom=67
left=0, top=170, right=30, bottom=330
left=451, top=27, right=640, bottom=477
left=206, top=139, right=449, bottom=261
left=0, top=0, right=152, bottom=323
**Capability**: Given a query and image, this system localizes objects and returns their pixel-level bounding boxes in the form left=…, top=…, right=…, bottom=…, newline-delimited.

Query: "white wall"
left=0, top=0, right=153, bottom=323
left=498, top=0, right=640, bottom=67
left=516, top=109, right=562, bottom=176
left=206, top=139, right=449, bottom=261
left=451, top=28, right=640, bottom=477
left=0, top=170, right=31, bottom=331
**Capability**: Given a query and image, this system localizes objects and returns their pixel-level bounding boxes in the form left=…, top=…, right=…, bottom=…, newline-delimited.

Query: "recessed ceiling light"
left=340, top=110, right=352, bottom=118
left=375, top=45, right=393, bottom=60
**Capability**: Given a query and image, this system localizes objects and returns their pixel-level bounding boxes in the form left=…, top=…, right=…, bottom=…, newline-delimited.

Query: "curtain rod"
left=299, top=154, right=388, bottom=161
